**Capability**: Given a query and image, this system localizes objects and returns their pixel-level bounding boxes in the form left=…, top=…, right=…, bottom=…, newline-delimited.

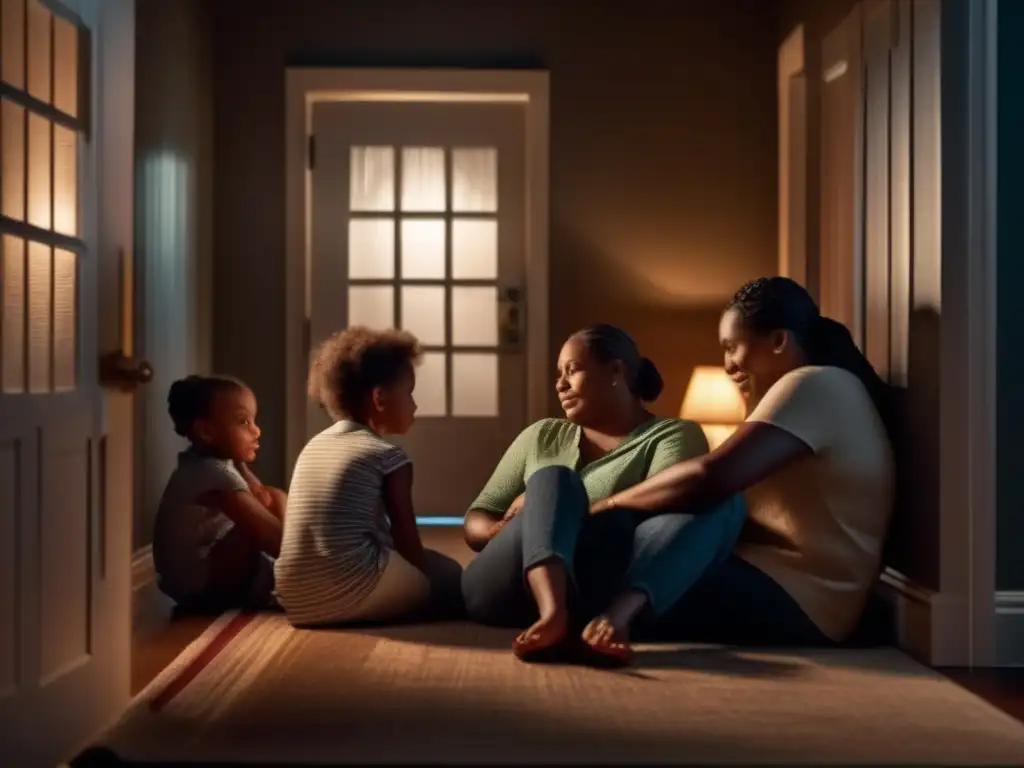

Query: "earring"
left=612, top=380, right=617, bottom=387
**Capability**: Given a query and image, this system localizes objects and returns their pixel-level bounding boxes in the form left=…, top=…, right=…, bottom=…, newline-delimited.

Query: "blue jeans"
left=462, top=465, right=831, bottom=645
left=461, top=466, right=748, bottom=631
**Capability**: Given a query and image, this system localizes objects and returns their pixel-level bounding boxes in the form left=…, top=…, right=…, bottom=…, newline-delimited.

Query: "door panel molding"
left=0, top=0, right=136, bottom=763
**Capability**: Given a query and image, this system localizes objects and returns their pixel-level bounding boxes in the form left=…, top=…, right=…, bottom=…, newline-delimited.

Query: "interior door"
left=819, top=4, right=865, bottom=348
left=309, top=101, right=528, bottom=518
left=0, top=0, right=136, bottom=765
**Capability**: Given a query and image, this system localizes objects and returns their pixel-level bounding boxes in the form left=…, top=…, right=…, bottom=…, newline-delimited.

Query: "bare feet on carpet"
left=512, top=610, right=569, bottom=660
left=581, top=615, right=633, bottom=666
left=580, top=589, right=648, bottom=667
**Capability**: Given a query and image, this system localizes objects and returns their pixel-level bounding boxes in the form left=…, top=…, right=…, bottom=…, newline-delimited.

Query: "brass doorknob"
left=99, top=351, right=154, bottom=392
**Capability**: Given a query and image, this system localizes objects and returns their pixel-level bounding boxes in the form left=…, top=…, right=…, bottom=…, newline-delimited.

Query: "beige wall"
left=209, top=0, right=779, bottom=484
left=134, top=0, right=215, bottom=548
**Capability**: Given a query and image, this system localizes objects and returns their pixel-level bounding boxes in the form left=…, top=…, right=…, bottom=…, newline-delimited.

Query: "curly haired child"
left=274, top=326, right=463, bottom=626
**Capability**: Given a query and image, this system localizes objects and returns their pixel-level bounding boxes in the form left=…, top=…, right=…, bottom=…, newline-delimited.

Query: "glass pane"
left=1, top=0, right=25, bottom=88
left=348, top=218, right=394, bottom=279
left=400, top=147, right=445, bottom=212
left=400, top=218, right=445, bottom=279
left=26, top=0, right=51, bottom=104
left=27, top=112, right=50, bottom=230
left=53, top=15, right=78, bottom=118
left=347, top=285, right=394, bottom=330
left=27, top=241, right=50, bottom=393
left=52, top=248, right=75, bottom=391
left=53, top=124, right=76, bottom=236
left=452, top=148, right=498, bottom=212
left=414, top=351, right=446, bottom=417
left=452, top=286, right=498, bottom=347
left=400, top=286, right=445, bottom=346
left=1, top=99, right=24, bottom=221
left=452, top=218, right=498, bottom=279
left=452, top=353, right=498, bottom=417
left=349, top=146, right=394, bottom=212
left=1, top=235, right=25, bottom=393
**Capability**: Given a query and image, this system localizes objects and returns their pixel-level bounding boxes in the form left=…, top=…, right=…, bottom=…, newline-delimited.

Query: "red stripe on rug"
left=149, top=611, right=256, bottom=713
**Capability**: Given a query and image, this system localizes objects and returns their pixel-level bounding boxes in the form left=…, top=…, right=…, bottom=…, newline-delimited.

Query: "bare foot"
left=513, top=611, right=569, bottom=660
left=581, top=615, right=633, bottom=667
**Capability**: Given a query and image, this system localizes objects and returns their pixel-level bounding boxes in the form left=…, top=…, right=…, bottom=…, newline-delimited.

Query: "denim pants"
left=461, top=465, right=829, bottom=645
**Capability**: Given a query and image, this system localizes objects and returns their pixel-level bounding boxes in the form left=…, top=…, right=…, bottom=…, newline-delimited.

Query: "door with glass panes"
left=1, top=0, right=136, bottom=765
left=309, top=101, right=528, bottom=518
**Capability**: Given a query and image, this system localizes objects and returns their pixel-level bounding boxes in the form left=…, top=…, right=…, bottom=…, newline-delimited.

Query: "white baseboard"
left=995, top=590, right=1024, bottom=667
left=879, top=567, right=968, bottom=666
left=132, top=545, right=170, bottom=637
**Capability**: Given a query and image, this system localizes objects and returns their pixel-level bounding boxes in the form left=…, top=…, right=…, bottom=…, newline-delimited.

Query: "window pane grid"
left=0, top=0, right=87, bottom=396
left=344, top=143, right=501, bottom=418
left=1, top=234, right=78, bottom=393
left=349, top=210, right=496, bottom=221
left=2, top=0, right=84, bottom=129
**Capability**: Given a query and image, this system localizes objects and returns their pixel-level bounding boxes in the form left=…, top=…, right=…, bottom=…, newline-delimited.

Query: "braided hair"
left=725, top=277, right=898, bottom=446
left=167, top=374, right=247, bottom=439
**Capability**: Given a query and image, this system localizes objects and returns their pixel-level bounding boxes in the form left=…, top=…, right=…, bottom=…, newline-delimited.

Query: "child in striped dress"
left=274, top=327, right=463, bottom=626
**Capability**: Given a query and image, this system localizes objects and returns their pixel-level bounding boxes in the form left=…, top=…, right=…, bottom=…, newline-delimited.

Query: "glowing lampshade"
left=680, top=366, right=747, bottom=449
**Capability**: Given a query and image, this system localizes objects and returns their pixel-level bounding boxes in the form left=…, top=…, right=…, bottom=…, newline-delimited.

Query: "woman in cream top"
left=586, top=277, right=895, bottom=655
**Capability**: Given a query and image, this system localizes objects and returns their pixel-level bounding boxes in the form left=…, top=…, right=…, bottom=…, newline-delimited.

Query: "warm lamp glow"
left=680, top=366, right=747, bottom=449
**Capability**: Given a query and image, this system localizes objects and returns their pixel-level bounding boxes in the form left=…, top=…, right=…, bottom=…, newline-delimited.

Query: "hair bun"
left=634, top=356, right=664, bottom=402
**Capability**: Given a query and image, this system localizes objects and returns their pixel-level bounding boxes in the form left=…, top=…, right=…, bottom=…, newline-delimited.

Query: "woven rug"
left=86, top=611, right=1024, bottom=765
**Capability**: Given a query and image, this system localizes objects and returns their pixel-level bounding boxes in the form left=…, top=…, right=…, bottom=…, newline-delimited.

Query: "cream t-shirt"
left=735, top=365, right=895, bottom=641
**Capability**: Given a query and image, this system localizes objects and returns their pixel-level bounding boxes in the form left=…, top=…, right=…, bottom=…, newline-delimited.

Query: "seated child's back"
left=275, top=326, right=463, bottom=626
left=275, top=421, right=410, bottom=624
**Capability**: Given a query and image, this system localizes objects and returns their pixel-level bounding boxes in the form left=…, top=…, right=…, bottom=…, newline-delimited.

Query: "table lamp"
left=680, top=366, right=747, bottom=450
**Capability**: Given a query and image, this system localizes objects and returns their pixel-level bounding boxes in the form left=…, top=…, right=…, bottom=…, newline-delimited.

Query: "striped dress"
left=274, top=420, right=410, bottom=626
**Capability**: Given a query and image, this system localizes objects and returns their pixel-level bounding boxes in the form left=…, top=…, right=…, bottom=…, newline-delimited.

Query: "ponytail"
left=807, top=316, right=899, bottom=446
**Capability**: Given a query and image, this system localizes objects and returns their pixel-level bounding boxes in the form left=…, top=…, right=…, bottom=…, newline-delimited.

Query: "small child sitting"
left=152, top=375, right=285, bottom=612
left=275, top=326, right=463, bottom=626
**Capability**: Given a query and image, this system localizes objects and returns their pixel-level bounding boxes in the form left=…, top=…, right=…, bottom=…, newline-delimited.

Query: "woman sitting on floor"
left=460, top=323, right=717, bottom=663
left=463, top=278, right=896, bottom=666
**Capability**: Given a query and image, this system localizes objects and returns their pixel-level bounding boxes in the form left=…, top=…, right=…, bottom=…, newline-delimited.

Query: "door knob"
left=498, top=286, right=525, bottom=350
left=99, top=351, right=154, bottom=392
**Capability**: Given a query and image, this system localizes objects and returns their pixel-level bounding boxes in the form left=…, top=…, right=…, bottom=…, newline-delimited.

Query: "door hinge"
left=307, top=134, right=317, bottom=170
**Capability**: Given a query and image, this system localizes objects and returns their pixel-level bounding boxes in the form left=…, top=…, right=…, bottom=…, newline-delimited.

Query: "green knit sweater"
left=468, top=416, right=708, bottom=517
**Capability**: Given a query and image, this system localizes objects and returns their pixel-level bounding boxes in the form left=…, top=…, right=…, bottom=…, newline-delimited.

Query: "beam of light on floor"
left=417, top=516, right=464, bottom=527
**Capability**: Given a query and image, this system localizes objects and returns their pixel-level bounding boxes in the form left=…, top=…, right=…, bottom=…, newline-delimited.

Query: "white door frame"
left=958, top=0, right=999, bottom=667
left=885, top=0, right=998, bottom=668
left=904, top=0, right=998, bottom=669
left=283, top=68, right=550, bottom=480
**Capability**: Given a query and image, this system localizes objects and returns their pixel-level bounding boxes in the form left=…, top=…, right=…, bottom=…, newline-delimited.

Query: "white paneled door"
left=309, top=102, right=528, bottom=517
left=0, top=0, right=136, bottom=765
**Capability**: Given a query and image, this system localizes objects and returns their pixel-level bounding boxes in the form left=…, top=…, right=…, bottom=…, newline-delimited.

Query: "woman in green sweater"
left=461, top=324, right=746, bottom=665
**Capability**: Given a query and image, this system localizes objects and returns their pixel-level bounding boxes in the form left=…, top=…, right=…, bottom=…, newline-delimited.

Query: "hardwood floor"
left=943, top=668, right=1024, bottom=723
left=132, top=612, right=212, bottom=695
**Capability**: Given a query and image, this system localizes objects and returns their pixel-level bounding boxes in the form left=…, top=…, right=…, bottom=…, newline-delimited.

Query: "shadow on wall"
left=885, top=307, right=941, bottom=589
left=547, top=218, right=732, bottom=419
